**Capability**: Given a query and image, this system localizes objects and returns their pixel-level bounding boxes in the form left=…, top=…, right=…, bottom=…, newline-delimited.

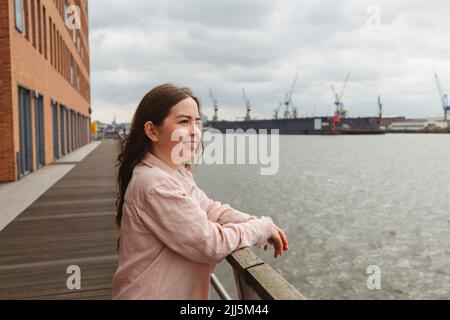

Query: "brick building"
left=0, top=0, right=91, bottom=182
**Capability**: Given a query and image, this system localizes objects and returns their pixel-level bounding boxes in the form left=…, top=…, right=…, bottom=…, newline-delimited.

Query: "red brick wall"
left=0, top=0, right=15, bottom=181
left=1, top=0, right=91, bottom=182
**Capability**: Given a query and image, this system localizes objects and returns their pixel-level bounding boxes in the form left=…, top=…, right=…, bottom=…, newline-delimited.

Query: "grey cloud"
left=89, top=0, right=450, bottom=123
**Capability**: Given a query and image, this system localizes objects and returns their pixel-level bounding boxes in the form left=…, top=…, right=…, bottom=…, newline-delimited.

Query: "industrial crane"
left=242, top=88, right=251, bottom=121
left=283, top=73, right=298, bottom=119
left=377, top=95, right=383, bottom=119
left=273, top=101, right=281, bottom=120
left=330, top=73, right=350, bottom=118
left=290, top=98, right=298, bottom=119
left=209, top=88, right=219, bottom=122
left=434, top=73, right=450, bottom=121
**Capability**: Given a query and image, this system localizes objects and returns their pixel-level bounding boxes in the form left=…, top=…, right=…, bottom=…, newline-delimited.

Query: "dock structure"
left=0, top=139, right=305, bottom=300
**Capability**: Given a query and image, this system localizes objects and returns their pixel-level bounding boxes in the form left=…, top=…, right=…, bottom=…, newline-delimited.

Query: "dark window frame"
left=59, top=105, right=66, bottom=156
left=30, top=0, right=36, bottom=48
left=33, top=92, right=45, bottom=168
left=43, top=5, right=47, bottom=59
left=52, top=100, right=59, bottom=160
left=36, top=0, right=42, bottom=54
left=17, top=85, right=34, bottom=177
left=70, top=53, right=74, bottom=84
left=23, top=0, right=29, bottom=39
left=49, top=17, right=53, bottom=65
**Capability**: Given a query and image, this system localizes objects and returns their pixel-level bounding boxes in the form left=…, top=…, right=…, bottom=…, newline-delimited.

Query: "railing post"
left=210, top=273, right=233, bottom=300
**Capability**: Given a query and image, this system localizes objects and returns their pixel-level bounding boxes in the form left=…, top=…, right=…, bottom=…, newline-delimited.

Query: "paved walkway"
left=0, top=141, right=102, bottom=231
left=0, top=141, right=118, bottom=299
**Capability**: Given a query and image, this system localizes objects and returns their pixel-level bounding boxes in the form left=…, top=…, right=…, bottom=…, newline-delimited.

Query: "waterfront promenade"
left=0, top=141, right=118, bottom=299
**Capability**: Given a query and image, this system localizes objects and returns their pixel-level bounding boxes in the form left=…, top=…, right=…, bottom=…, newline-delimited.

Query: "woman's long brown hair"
left=115, top=83, right=202, bottom=251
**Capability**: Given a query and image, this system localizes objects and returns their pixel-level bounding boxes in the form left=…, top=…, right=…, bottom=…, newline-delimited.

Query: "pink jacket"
left=112, top=151, right=274, bottom=300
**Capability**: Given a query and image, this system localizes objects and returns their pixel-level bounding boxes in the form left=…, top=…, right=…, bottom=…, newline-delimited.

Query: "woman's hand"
left=264, top=224, right=289, bottom=258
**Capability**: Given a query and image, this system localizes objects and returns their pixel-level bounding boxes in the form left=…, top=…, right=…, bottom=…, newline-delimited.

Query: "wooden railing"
left=211, top=247, right=306, bottom=300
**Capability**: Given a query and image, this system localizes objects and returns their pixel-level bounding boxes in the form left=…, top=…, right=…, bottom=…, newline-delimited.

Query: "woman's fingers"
left=264, top=225, right=288, bottom=258
left=263, top=225, right=289, bottom=258
left=274, top=224, right=289, bottom=251
left=278, top=229, right=288, bottom=251
left=272, top=233, right=284, bottom=258
left=274, top=224, right=288, bottom=245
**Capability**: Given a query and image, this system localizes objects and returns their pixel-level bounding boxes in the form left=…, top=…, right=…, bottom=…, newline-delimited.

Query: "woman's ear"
left=144, top=121, right=159, bottom=142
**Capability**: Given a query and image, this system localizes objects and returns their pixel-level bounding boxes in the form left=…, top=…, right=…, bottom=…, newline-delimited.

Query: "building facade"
left=0, top=0, right=91, bottom=182
left=389, top=116, right=450, bottom=131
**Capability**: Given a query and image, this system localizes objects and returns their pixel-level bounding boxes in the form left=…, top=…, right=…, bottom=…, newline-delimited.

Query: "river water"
left=192, top=133, right=450, bottom=299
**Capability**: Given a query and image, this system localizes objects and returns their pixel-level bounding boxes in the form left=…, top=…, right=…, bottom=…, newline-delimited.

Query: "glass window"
left=15, top=0, right=23, bottom=32
left=77, top=66, right=80, bottom=91
left=43, top=6, right=47, bottom=59
left=37, top=0, right=42, bottom=53
left=30, top=0, right=36, bottom=47
left=70, top=54, right=74, bottom=84
left=23, top=0, right=29, bottom=38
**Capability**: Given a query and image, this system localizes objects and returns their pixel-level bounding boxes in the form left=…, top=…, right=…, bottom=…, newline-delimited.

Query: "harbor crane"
left=330, top=73, right=350, bottom=118
left=209, top=88, right=219, bottom=122
left=377, top=95, right=383, bottom=119
left=283, top=73, right=298, bottom=119
left=273, top=101, right=281, bottom=120
left=434, top=73, right=450, bottom=121
left=292, top=102, right=298, bottom=119
left=242, top=88, right=251, bottom=121
left=377, top=95, right=384, bottom=128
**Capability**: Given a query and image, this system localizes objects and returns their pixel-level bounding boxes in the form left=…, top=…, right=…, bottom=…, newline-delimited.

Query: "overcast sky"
left=88, top=0, right=450, bottom=123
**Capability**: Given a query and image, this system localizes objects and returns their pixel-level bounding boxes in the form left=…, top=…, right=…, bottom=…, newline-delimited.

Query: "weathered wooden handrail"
left=211, top=247, right=306, bottom=300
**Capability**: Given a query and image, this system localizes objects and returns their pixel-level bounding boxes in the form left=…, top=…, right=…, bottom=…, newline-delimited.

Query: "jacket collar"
left=141, top=151, right=187, bottom=178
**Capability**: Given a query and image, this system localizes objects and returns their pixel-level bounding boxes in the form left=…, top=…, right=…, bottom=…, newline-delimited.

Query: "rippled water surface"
left=193, top=134, right=450, bottom=299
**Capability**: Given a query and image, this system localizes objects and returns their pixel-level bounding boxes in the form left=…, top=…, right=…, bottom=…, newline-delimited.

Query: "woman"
left=112, top=83, right=289, bottom=300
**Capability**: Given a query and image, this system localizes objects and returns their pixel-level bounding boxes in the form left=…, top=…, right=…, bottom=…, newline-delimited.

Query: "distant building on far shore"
left=389, top=116, right=449, bottom=131
left=93, top=120, right=131, bottom=139
left=379, top=116, right=406, bottom=130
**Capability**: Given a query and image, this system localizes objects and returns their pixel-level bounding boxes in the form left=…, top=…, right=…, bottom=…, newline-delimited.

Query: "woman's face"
left=151, top=97, right=202, bottom=165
